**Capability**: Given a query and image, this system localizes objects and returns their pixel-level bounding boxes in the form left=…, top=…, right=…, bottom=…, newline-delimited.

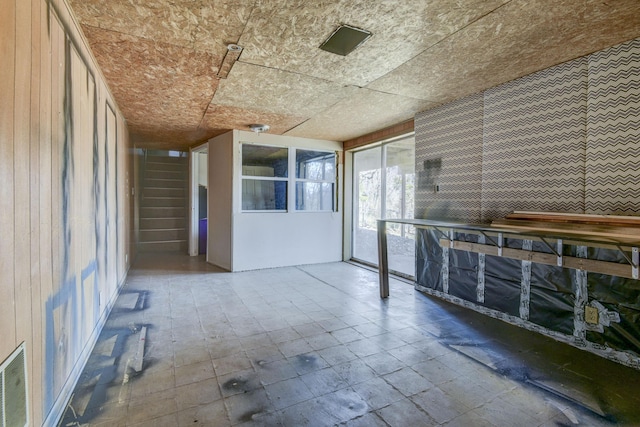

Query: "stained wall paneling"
left=106, top=104, right=117, bottom=300
left=0, top=0, right=17, bottom=359
left=14, top=0, right=34, bottom=368
left=121, top=116, right=129, bottom=279
left=95, top=92, right=106, bottom=315
left=48, top=10, right=65, bottom=413
left=28, top=0, right=43, bottom=424
left=39, top=4, right=55, bottom=421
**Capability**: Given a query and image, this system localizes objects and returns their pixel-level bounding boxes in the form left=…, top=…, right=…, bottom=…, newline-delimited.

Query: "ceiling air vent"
left=0, top=343, right=28, bottom=427
left=320, top=25, right=372, bottom=56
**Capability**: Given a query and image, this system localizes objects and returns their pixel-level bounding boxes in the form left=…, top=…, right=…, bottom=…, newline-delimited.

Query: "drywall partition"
left=208, top=132, right=234, bottom=270
left=207, top=130, right=342, bottom=271
left=414, top=36, right=640, bottom=367
left=232, top=130, right=343, bottom=271
left=0, top=0, right=131, bottom=425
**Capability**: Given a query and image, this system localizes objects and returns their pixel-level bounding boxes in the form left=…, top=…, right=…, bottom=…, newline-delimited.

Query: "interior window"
left=295, top=150, right=336, bottom=211
left=241, top=144, right=288, bottom=210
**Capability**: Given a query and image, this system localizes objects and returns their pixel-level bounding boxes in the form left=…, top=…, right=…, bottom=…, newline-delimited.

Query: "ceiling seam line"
left=366, top=0, right=516, bottom=87
left=236, top=59, right=354, bottom=87
left=80, top=23, right=206, bottom=53
left=235, top=0, right=259, bottom=47
left=198, top=0, right=258, bottom=131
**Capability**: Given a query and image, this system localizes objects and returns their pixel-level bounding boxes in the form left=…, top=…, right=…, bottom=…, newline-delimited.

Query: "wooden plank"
left=563, top=257, right=633, bottom=280
left=30, top=0, right=44, bottom=423
left=492, top=219, right=640, bottom=242
left=0, top=0, right=17, bottom=357
left=14, top=0, right=33, bottom=352
left=50, top=10, right=65, bottom=399
left=133, top=326, right=147, bottom=372
left=38, top=4, right=54, bottom=422
left=507, top=211, right=640, bottom=227
left=440, top=239, right=637, bottom=280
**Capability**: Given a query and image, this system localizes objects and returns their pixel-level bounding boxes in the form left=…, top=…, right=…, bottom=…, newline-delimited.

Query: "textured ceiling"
left=68, top=0, right=640, bottom=149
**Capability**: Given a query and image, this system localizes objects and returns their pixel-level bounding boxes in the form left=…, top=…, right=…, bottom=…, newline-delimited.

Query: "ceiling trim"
left=344, top=119, right=414, bottom=151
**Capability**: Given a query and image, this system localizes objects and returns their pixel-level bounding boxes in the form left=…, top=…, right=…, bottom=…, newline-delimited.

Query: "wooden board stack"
left=491, top=211, right=640, bottom=245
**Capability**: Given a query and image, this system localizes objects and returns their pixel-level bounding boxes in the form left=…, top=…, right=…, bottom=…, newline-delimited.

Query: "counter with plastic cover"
left=377, top=218, right=640, bottom=369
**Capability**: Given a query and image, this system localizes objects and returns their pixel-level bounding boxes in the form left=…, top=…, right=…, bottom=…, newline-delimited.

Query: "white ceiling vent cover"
left=1, top=343, right=28, bottom=427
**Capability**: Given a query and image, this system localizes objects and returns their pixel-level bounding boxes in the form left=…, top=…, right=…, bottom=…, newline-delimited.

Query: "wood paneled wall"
left=0, top=0, right=131, bottom=425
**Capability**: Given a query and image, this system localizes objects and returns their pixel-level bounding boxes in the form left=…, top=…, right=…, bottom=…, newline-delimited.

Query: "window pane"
left=242, top=144, right=288, bottom=178
left=296, top=182, right=334, bottom=211
left=352, top=147, right=382, bottom=265
left=351, top=137, right=416, bottom=278
left=242, top=179, right=287, bottom=210
left=384, top=139, right=415, bottom=277
left=296, top=150, right=335, bottom=180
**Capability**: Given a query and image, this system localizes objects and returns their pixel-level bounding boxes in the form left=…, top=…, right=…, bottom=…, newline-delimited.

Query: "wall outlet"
left=585, top=305, right=599, bottom=325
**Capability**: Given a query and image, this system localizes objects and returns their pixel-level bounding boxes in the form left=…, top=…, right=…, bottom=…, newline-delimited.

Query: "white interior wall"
left=207, top=132, right=233, bottom=270
left=205, top=130, right=343, bottom=271
left=198, top=152, right=208, bottom=187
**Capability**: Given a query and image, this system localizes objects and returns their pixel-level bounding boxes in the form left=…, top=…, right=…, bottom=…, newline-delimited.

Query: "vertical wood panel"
left=117, top=115, right=126, bottom=282
left=14, top=0, right=33, bottom=351
left=0, top=0, right=17, bottom=358
left=49, top=11, right=65, bottom=405
left=106, top=105, right=117, bottom=296
left=39, top=3, right=54, bottom=420
left=29, top=0, right=44, bottom=423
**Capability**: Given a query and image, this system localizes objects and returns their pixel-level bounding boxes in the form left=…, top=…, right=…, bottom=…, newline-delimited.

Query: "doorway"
left=351, top=135, right=415, bottom=277
left=189, top=146, right=208, bottom=256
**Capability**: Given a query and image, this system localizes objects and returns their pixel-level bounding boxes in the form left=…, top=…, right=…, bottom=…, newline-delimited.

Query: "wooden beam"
left=440, top=239, right=636, bottom=279
left=492, top=219, right=640, bottom=242
left=343, top=119, right=414, bottom=151
left=0, top=0, right=17, bottom=357
left=506, top=211, right=640, bottom=227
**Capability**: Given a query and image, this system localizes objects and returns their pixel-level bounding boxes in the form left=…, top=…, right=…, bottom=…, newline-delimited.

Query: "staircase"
left=139, top=152, right=188, bottom=252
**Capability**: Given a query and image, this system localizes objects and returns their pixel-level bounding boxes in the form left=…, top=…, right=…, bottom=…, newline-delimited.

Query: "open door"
left=189, top=145, right=208, bottom=256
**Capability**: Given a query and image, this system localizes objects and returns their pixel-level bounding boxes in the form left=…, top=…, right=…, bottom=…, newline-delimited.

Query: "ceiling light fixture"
left=249, top=124, right=270, bottom=133
left=320, top=24, right=372, bottom=56
left=217, top=44, right=243, bottom=79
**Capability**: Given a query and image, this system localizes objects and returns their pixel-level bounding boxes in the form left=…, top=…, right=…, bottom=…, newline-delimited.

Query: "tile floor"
left=59, top=253, right=640, bottom=426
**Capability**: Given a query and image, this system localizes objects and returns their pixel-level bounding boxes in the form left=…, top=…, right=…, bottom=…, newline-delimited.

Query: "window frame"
left=240, top=143, right=289, bottom=212
left=240, top=143, right=339, bottom=213
left=294, top=148, right=337, bottom=212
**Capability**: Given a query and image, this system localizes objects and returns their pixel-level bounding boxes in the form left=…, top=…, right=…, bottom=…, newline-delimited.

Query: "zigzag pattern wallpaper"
left=415, top=94, right=483, bottom=222
left=482, top=58, right=587, bottom=220
left=415, top=36, right=640, bottom=221
left=586, top=38, right=640, bottom=214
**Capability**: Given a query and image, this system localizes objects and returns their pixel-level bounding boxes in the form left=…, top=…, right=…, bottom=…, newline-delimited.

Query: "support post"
left=520, top=240, right=533, bottom=320
left=573, top=246, right=588, bottom=344
left=477, top=234, right=486, bottom=303
left=377, top=220, right=389, bottom=298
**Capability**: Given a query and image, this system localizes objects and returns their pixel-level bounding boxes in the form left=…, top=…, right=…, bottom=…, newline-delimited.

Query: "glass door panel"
left=384, top=139, right=415, bottom=277
left=352, top=147, right=382, bottom=265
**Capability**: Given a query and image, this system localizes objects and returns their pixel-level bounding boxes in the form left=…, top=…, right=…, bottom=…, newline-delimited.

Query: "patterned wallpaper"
left=414, top=93, right=483, bottom=222
left=482, top=57, right=587, bottom=220
left=586, top=38, right=640, bottom=214
left=415, top=37, right=640, bottom=221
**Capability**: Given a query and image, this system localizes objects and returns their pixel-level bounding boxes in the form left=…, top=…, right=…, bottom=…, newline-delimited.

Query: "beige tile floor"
left=59, top=253, right=640, bottom=426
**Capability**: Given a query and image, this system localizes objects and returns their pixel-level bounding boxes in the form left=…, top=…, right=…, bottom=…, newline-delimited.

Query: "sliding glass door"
left=352, top=136, right=415, bottom=277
